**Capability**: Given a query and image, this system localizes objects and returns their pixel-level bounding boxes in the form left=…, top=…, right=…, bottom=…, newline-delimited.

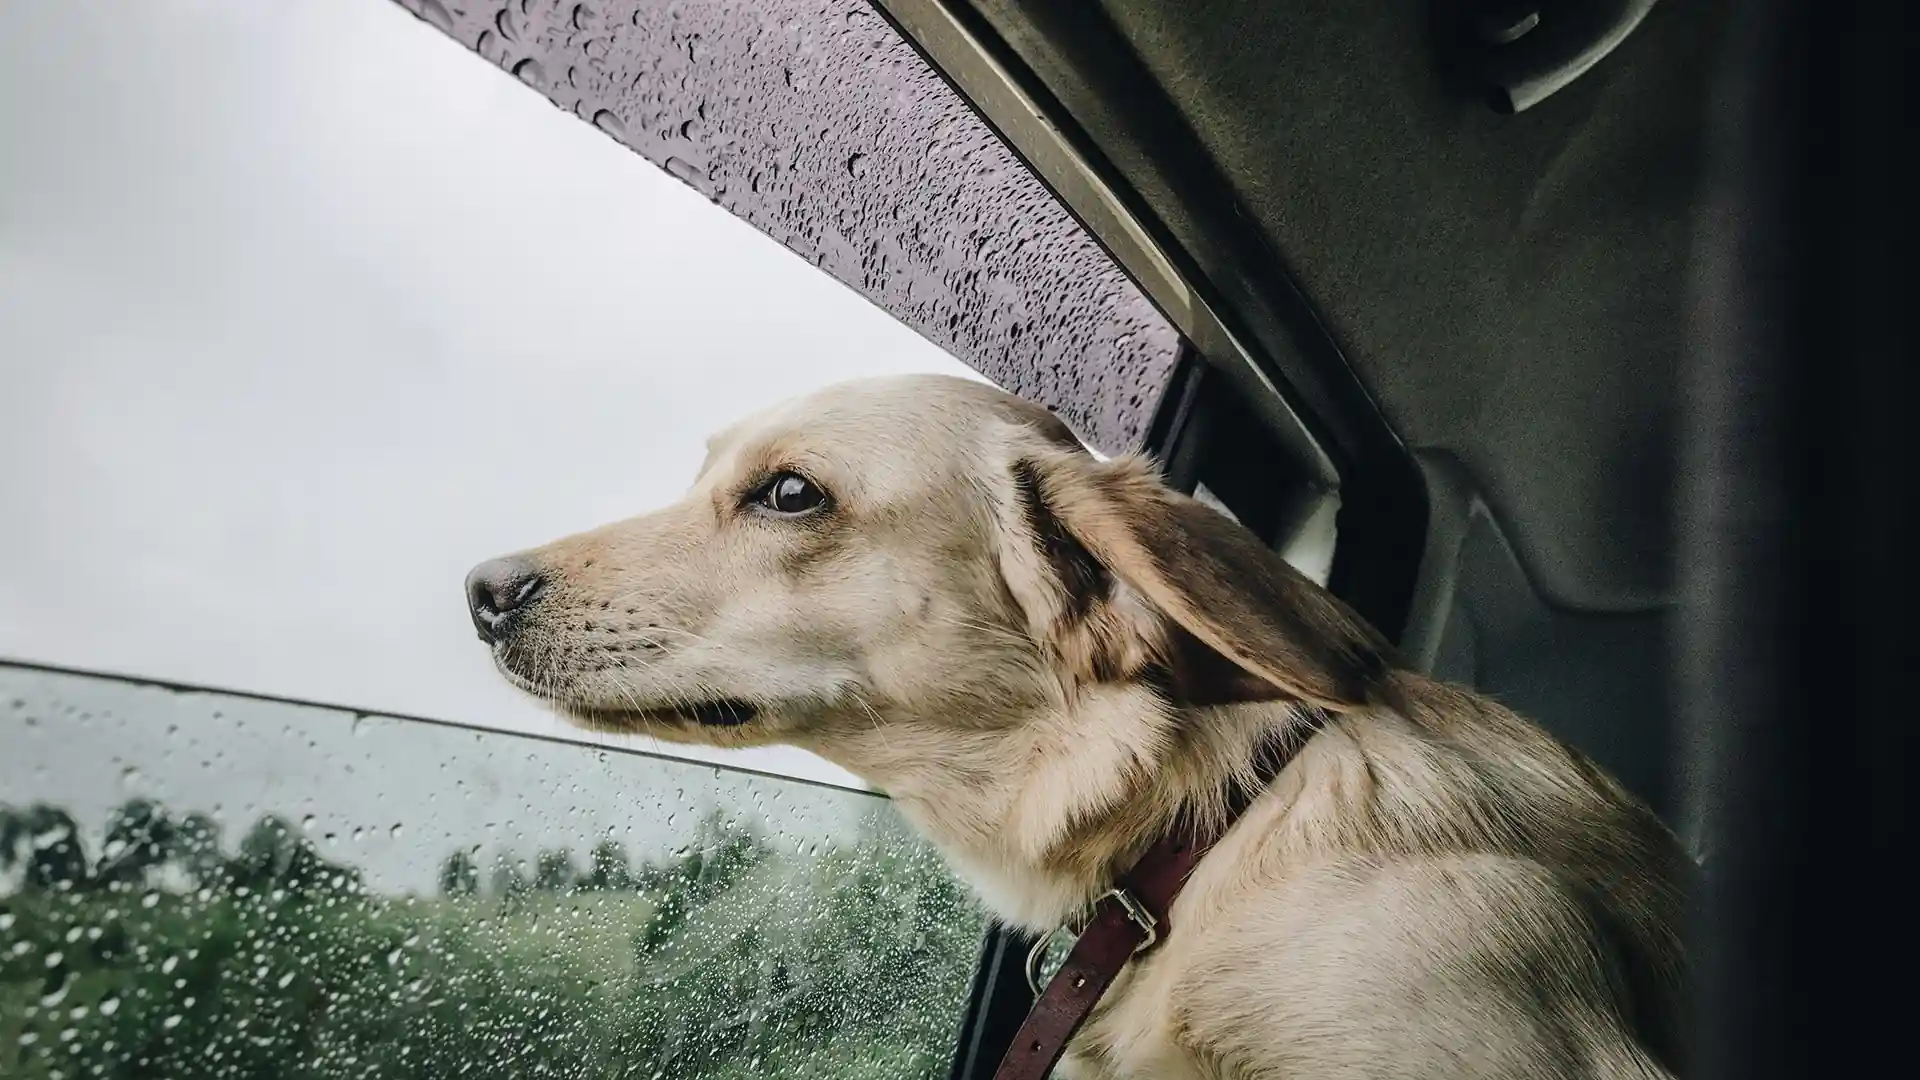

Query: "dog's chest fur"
left=847, top=682, right=1687, bottom=1080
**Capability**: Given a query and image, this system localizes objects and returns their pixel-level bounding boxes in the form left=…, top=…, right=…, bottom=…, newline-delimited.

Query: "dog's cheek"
left=1041, top=580, right=1164, bottom=690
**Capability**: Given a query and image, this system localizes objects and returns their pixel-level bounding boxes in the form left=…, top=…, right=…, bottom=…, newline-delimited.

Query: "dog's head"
left=465, top=374, right=1388, bottom=757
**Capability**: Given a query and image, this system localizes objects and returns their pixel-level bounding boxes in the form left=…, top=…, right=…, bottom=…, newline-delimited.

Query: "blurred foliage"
left=0, top=798, right=982, bottom=1079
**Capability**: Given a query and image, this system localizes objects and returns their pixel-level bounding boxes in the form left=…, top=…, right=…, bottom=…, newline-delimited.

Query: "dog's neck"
left=809, top=686, right=1310, bottom=932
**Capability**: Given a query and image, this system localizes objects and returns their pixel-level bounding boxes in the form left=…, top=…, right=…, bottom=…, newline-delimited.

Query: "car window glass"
left=396, top=0, right=1182, bottom=454
left=1, top=663, right=985, bottom=1078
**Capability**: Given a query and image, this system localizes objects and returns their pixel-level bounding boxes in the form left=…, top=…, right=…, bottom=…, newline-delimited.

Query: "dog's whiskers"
left=848, top=688, right=893, bottom=754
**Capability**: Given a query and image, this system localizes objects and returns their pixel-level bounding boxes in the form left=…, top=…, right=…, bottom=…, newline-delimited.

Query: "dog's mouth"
left=489, top=645, right=761, bottom=729
left=563, top=698, right=762, bottom=730
left=667, top=699, right=760, bottom=727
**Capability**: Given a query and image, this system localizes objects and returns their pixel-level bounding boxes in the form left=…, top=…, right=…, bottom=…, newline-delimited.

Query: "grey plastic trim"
left=1400, top=452, right=1486, bottom=674
left=1492, top=0, right=1661, bottom=114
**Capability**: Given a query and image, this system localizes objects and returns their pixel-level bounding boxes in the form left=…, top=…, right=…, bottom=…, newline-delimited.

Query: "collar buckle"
left=1097, top=887, right=1161, bottom=953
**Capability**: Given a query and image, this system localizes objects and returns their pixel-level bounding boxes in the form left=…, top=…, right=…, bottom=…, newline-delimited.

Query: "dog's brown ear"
left=1000, top=448, right=1392, bottom=710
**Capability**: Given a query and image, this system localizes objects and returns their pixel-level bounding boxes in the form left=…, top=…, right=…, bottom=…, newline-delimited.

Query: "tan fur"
left=471, top=374, right=1689, bottom=1079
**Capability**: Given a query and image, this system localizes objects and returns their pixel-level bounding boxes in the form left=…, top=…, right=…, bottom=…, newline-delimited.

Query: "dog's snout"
left=465, top=556, right=545, bottom=643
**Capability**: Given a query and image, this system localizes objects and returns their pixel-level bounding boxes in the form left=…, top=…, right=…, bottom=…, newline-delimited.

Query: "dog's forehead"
left=700, top=375, right=1039, bottom=482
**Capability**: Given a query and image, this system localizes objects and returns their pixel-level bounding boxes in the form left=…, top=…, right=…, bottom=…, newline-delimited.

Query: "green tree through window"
left=1, top=796, right=982, bottom=1079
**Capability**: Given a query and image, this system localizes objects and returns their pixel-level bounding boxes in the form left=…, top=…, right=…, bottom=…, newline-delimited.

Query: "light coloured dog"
left=465, top=374, right=1688, bottom=1079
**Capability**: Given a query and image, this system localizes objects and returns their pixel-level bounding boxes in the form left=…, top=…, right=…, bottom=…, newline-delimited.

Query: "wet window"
left=392, top=0, right=1182, bottom=453
left=1, top=664, right=985, bottom=1077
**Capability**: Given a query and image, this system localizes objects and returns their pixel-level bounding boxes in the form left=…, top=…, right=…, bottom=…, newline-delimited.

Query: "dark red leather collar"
left=990, top=710, right=1328, bottom=1080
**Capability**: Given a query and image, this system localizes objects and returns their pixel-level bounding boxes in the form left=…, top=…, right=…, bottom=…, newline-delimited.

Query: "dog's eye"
left=761, top=472, right=828, bottom=515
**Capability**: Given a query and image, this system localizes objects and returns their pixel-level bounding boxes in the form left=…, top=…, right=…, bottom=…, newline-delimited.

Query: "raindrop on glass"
left=513, top=58, right=547, bottom=91
left=592, top=109, right=625, bottom=139
left=415, top=0, right=454, bottom=35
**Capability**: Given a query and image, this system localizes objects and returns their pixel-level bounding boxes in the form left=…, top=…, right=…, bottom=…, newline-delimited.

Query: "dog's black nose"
left=466, top=557, right=545, bottom=644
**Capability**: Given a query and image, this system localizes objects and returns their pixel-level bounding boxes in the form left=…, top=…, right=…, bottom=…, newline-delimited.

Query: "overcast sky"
left=0, top=0, right=987, bottom=799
